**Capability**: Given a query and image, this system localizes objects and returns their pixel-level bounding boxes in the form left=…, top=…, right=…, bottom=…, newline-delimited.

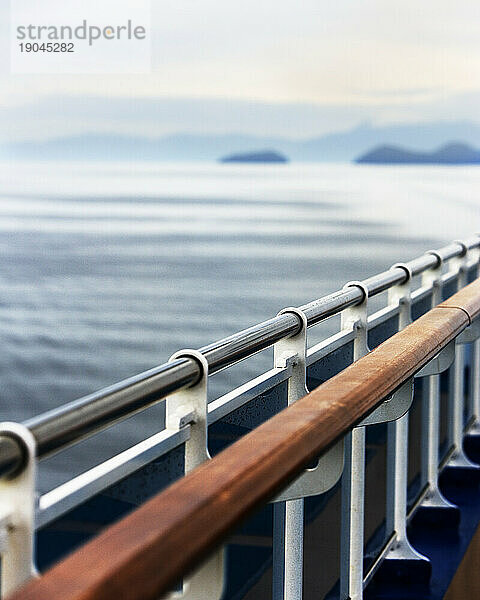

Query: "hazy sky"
left=1, top=1, right=480, bottom=140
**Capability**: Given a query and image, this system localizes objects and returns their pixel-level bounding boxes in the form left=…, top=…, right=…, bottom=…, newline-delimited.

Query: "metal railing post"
left=272, top=308, right=307, bottom=600
left=0, top=423, right=37, bottom=598
left=165, top=350, right=224, bottom=600
left=468, top=243, right=480, bottom=429
left=339, top=282, right=369, bottom=600
left=446, top=246, right=479, bottom=472
left=383, top=265, right=429, bottom=576
left=418, top=253, right=457, bottom=517
left=470, top=332, right=480, bottom=431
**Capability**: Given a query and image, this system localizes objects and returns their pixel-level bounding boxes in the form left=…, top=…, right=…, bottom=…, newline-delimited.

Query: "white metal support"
left=339, top=278, right=420, bottom=598
left=470, top=242, right=480, bottom=430
left=384, top=265, right=429, bottom=570
left=415, top=342, right=455, bottom=378
left=466, top=314, right=480, bottom=435
left=457, top=319, right=480, bottom=346
left=272, top=307, right=307, bottom=600
left=447, top=246, right=479, bottom=470
left=473, top=243, right=480, bottom=429
left=0, top=422, right=37, bottom=598
left=416, top=252, right=456, bottom=514
left=272, top=438, right=344, bottom=502
left=463, top=243, right=480, bottom=429
left=472, top=336, right=480, bottom=431
left=469, top=329, right=480, bottom=430
left=340, top=281, right=369, bottom=600
left=273, top=320, right=344, bottom=504
left=164, top=350, right=224, bottom=600
left=359, top=381, right=414, bottom=427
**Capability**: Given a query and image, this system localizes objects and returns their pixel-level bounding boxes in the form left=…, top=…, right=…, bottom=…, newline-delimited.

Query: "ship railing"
left=1, top=234, right=480, bottom=600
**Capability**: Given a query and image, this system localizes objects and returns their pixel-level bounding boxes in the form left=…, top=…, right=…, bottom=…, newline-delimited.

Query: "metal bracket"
left=164, top=350, right=224, bottom=600
left=274, top=437, right=344, bottom=502
left=340, top=278, right=414, bottom=427
left=272, top=308, right=344, bottom=502
left=456, top=317, right=480, bottom=345
left=167, top=350, right=210, bottom=468
left=389, top=263, right=413, bottom=329
left=360, top=379, right=414, bottom=426
left=0, top=422, right=37, bottom=598
left=409, top=257, right=455, bottom=381
left=415, top=340, right=455, bottom=377
left=341, top=281, right=369, bottom=361
left=165, top=553, right=224, bottom=600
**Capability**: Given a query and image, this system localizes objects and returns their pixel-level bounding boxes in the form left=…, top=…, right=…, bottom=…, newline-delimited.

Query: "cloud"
left=1, top=1, right=480, bottom=140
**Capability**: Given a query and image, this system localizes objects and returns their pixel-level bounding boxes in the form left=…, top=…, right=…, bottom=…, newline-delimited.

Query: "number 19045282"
left=19, top=42, right=74, bottom=52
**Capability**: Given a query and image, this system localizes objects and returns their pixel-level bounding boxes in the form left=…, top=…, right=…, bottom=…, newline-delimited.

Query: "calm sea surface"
left=0, top=161, right=478, bottom=490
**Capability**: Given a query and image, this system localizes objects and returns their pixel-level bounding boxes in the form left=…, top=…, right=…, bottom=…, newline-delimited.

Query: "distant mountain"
left=356, top=142, right=480, bottom=164
left=219, top=149, right=289, bottom=163
left=292, top=121, right=480, bottom=161
left=4, top=121, right=480, bottom=162
left=2, top=133, right=290, bottom=162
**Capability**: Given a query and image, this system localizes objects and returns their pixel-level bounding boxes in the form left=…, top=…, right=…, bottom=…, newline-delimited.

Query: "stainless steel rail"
left=0, top=236, right=478, bottom=480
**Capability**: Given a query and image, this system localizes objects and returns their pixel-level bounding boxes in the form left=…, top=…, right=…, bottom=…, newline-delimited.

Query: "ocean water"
left=0, top=161, right=478, bottom=491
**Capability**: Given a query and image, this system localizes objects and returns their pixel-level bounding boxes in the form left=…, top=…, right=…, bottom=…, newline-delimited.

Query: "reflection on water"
left=0, top=161, right=478, bottom=490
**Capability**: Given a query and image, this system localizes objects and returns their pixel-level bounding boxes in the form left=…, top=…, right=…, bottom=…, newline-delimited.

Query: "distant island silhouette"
left=356, top=142, right=480, bottom=164
left=219, top=150, right=289, bottom=163
left=5, top=122, right=480, bottom=162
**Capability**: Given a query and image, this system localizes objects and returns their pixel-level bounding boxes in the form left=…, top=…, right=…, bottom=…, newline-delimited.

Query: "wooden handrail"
left=10, top=278, right=480, bottom=600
